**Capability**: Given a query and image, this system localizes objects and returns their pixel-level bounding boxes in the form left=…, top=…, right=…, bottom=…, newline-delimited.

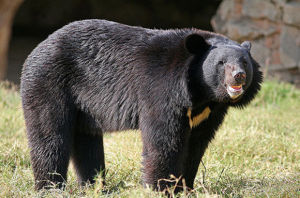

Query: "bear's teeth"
left=229, top=85, right=242, bottom=92
left=227, top=85, right=243, bottom=99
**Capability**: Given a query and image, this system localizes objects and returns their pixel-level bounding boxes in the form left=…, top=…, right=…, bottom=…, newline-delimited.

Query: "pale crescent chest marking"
left=187, top=107, right=211, bottom=129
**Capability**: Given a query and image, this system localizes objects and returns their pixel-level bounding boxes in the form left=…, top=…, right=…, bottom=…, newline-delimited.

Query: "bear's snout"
left=232, top=70, right=246, bottom=85
left=224, top=64, right=247, bottom=99
left=225, top=64, right=246, bottom=86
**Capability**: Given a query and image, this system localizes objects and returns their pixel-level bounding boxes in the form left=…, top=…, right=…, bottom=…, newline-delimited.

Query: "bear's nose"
left=233, top=71, right=246, bottom=84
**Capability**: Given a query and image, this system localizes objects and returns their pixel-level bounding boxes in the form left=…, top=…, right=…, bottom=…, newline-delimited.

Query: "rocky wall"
left=211, top=0, right=300, bottom=87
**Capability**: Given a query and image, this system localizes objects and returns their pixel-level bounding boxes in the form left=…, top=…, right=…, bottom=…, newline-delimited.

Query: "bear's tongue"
left=230, top=85, right=242, bottom=91
left=227, top=84, right=243, bottom=99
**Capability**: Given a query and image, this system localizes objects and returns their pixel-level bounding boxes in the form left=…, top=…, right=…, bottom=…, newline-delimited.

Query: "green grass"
left=0, top=81, right=299, bottom=198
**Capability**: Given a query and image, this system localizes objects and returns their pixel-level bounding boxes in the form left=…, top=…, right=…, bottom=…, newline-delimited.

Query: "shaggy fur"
left=21, top=19, right=263, bottom=191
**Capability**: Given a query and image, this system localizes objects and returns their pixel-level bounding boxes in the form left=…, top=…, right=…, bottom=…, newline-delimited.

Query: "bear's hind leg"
left=71, top=112, right=105, bottom=186
left=23, top=98, right=76, bottom=190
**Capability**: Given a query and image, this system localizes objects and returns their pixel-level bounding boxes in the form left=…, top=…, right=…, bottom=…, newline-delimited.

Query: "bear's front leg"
left=140, top=114, right=190, bottom=193
left=183, top=106, right=227, bottom=189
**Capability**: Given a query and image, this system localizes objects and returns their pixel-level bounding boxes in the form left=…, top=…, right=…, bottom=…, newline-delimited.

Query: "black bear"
left=21, top=19, right=263, bottom=192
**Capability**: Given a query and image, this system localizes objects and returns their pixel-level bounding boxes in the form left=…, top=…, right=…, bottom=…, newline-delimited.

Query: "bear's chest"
left=187, top=107, right=211, bottom=129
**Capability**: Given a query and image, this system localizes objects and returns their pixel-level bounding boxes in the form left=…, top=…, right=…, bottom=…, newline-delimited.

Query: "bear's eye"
left=218, top=60, right=225, bottom=65
left=242, top=60, right=248, bottom=67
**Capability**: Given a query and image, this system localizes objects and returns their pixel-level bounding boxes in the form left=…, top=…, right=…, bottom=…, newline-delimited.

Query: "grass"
left=0, top=80, right=299, bottom=197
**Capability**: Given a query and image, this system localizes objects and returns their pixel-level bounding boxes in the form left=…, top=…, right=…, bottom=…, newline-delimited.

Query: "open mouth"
left=226, top=84, right=244, bottom=99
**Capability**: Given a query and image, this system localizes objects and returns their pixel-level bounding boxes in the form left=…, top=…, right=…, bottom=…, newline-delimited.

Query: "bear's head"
left=185, top=33, right=263, bottom=107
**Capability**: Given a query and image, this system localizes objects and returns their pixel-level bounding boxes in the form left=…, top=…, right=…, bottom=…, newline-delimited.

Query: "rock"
left=251, top=40, right=271, bottom=66
left=283, top=2, right=300, bottom=27
left=216, top=0, right=235, bottom=21
left=211, top=0, right=235, bottom=33
left=226, top=20, right=259, bottom=41
left=270, top=49, right=281, bottom=65
left=242, top=0, right=280, bottom=21
left=225, top=19, right=278, bottom=41
left=272, top=0, right=287, bottom=7
left=212, top=0, right=300, bottom=87
left=264, top=33, right=280, bottom=49
left=280, top=25, right=300, bottom=68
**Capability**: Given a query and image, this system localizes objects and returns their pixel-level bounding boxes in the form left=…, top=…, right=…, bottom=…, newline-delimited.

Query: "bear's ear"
left=241, top=41, right=251, bottom=51
left=184, top=34, right=210, bottom=55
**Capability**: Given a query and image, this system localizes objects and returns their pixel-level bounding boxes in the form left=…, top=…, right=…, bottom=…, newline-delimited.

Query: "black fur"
left=21, top=19, right=263, bottom=191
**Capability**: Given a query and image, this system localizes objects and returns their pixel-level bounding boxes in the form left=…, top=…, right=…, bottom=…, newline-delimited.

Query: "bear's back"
left=21, top=20, right=163, bottom=132
left=20, top=19, right=231, bottom=132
